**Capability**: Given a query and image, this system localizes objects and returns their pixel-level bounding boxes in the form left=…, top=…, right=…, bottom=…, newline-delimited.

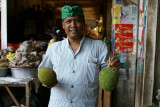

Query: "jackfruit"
left=99, top=67, right=118, bottom=91
left=38, top=67, right=57, bottom=86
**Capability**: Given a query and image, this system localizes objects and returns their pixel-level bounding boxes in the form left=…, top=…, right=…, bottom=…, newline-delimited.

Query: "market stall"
left=0, top=77, right=37, bottom=107
left=0, top=40, right=47, bottom=106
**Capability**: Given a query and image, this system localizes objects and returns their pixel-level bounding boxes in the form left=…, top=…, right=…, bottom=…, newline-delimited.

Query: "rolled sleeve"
left=38, top=45, right=53, bottom=71
left=98, top=41, right=111, bottom=69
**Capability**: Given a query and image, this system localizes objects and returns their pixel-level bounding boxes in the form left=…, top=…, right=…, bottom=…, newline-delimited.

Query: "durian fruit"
left=38, top=67, right=57, bottom=86
left=99, top=59, right=119, bottom=91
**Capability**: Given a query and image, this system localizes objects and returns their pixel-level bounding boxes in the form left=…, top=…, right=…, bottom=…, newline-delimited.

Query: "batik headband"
left=61, top=5, right=84, bottom=20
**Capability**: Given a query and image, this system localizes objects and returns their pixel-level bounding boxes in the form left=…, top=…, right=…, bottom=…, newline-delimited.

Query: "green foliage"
left=148, top=103, right=158, bottom=107
left=103, top=37, right=112, bottom=51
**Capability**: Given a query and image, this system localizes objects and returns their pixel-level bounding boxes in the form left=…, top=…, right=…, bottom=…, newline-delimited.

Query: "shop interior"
left=7, top=0, right=106, bottom=44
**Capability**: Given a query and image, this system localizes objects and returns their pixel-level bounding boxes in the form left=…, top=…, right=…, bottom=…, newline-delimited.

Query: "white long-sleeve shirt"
left=38, top=36, right=109, bottom=107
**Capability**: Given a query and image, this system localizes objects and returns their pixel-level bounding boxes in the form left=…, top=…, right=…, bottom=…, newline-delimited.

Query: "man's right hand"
left=42, top=81, right=58, bottom=88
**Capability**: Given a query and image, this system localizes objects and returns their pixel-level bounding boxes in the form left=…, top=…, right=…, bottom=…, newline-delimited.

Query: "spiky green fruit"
left=38, top=67, right=57, bottom=86
left=99, top=67, right=118, bottom=91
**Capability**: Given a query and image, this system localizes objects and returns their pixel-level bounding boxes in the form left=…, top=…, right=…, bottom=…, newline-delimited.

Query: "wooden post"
left=153, top=0, right=160, bottom=105
left=26, top=82, right=31, bottom=107
left=135, top=0, right=159, bottom=106
left=142, top=0, right=158, bottom=106
left=102, top=0, right=112, bottom=106
left=103, top=91, right=111, bottom=107
left=1, top=0, right=7, bottom=49
left=98, top=87, right=103, bottom=107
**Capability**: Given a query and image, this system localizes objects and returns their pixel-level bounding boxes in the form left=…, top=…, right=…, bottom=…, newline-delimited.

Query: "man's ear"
left=62, top=21, right=64, bottom=29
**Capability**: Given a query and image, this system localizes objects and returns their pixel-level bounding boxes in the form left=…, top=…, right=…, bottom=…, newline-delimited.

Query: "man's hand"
left=42, top=81, right=58, bottom=88
left=107, top=56, right=121, bottom=70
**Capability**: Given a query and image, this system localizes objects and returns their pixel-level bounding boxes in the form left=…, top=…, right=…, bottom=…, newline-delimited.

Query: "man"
left=38, top=3, right=121, bottom=107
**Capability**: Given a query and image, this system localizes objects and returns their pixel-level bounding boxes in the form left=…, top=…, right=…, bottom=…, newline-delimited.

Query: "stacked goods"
left=7, top=40, right=48, bottom=78
left=6, top=52, right=15, bottom=61
left=38, top=67, right=57, bottom=86
left=0, top=48, right=14, bottom=77
left=0, top=59, right=8, bottom=69
left=8, top=41, right=42, bottom=67
left=0, top=48, right=14, bottom=69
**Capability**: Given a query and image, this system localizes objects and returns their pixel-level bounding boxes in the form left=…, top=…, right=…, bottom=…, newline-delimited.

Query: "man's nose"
left=70, top=21, right=76, bottom=27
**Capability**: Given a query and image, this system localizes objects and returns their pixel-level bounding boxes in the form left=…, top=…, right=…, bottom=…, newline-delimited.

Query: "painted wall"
left=111, top=2, right=138, bottom=107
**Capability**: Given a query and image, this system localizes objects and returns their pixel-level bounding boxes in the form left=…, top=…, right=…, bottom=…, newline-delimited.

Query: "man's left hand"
left=107, top=56, right=121, bottom=70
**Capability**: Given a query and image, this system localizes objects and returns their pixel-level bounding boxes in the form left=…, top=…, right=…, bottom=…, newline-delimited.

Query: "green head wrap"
left=61, top=5, right=84, bottom=20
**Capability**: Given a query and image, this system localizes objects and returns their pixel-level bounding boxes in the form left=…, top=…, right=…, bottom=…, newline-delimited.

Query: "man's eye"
left=66, top=20, right=71, bottom=23
left=75, top=20, right=81, bottom=23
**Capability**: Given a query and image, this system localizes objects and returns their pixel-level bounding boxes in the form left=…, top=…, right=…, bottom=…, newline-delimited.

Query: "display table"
left=0, top=77, right=39, bottom=107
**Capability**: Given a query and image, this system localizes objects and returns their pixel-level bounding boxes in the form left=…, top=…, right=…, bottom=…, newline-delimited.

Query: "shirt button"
left=72, top=70, right=75, bottom=73
left=71, top=85, right=74, bottom=88
left=74, top=56, right=76, bottom=59
left=69, top=100, right=72, bottom=103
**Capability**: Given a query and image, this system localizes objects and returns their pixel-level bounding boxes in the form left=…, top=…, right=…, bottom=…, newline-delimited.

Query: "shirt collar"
left=65, top=36, right=86, bottom=48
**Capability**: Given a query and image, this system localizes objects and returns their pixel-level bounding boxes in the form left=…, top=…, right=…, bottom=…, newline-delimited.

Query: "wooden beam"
left=103, top=91, right=111, bottom=107
left=140, top=0, right=158, bottom=106
left=98, top=87, right=103, bottom=107
left=153, top=0, right=160, bottom=105
left=56, top=7, right=100, bottom=12
left=52, top=1, right=103, bottom=7
left=26, top=83, right=31, bottom=107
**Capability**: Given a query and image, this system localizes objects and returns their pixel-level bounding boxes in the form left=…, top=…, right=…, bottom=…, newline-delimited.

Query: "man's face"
left=62, top=16, right=85, bottom=40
